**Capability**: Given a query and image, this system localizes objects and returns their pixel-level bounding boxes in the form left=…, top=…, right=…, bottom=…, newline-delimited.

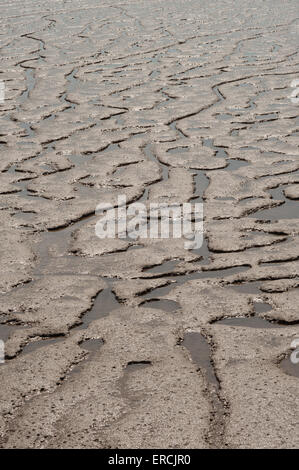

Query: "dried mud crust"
left=0, top=0, right=298, bottom=449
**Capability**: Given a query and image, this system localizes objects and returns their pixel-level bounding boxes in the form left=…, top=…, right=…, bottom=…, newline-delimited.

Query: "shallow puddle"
left=69, top=338, right=105, bottom=378
left=21, top=288, right=120, bottom=356
left=226, top=159, right=250, bottom=171
left=182, top=331, right=218, bottom=387
left=178, top=264, right=250, bottom=283
left=252, top=199, right=298, bottom=220
left=78, top=288, right=120, bottom=329
left=142, top=282, right=176, bottom=300
left=143, top=143, right=169, bottom=180
left=215, top=317, right=282, bottom=329
left=119, top=361, right=152, bottom=402
left=191, top=171, right=210, bottom=204
left=22, top=336, right=60, bottom=355
left=140, top=264, right=251, bottom=302
left=229, top=281, right=261, bottom=294
left=181, top=331, right=226, bottom=437
left=126, top=360, right=152, bottom=369
left=253, top=301, right=272, bottom=314
left=143, top=259, right=181, bottom=273
left=0, top=324, right=19, bottom=343
left=250, top=185, right=299, bottom=220
left=140, top=298, right=180, bottom=312
left=80, top=338, right=104, bottom=352
left=190, top=236, right=210, bottom=264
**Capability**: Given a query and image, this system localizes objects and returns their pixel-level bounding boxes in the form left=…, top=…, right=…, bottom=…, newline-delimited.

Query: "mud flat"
left=0, top=0, right=298, bottom=449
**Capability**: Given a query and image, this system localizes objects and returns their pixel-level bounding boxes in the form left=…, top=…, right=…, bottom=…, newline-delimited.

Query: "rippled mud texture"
left=0, top=0, right=298, bottom=449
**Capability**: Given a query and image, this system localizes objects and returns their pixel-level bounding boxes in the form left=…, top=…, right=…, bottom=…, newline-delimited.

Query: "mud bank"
left=0, top=0, right=298, bottom=449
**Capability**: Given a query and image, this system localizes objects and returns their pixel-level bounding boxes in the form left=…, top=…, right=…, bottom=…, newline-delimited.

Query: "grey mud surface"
left=0, top=0, right=298, bottom=449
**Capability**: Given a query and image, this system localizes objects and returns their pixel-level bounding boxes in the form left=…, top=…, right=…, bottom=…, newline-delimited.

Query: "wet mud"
left=0, top=0, right=298, bottom=450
